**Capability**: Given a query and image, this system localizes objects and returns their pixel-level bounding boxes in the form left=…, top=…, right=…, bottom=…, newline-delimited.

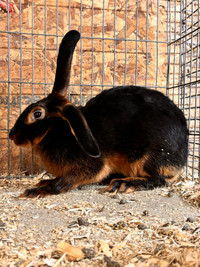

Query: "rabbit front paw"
left=19, top=177, right=72, bottom=198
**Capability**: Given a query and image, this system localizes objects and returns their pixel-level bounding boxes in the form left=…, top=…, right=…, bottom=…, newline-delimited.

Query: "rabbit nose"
left=9, top=128, right=15, bottom=140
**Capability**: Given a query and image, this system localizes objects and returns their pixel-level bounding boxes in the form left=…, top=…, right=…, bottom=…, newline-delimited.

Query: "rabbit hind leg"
left=105, top=176, right=155, bottom=193
left=105, top=154, right=157, bottom=193
left=105, top=162, right=181, bottom=194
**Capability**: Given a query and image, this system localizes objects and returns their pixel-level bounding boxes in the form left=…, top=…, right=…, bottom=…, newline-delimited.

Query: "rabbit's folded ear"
left=52, top=30, right=80, bottom=98
left=63, top=105, right=101, bottom=158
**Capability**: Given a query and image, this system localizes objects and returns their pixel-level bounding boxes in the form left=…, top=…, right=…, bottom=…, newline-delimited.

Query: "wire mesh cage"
left=0, top=0, right=199, bottom=179
left=167, top=0, right=200, bottom=178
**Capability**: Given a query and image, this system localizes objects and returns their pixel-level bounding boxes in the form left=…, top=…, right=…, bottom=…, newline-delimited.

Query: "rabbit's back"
left=82, top=86, right=188, bottom=169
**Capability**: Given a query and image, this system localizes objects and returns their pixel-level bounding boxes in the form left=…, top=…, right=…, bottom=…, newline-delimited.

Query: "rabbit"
left=9, top=30, right=188, bottom=198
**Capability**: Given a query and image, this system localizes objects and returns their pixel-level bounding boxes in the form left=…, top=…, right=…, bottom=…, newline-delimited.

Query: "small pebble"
left=186, top=217, right=194, bottom=223
left=77, top=217, right=90, bottom=226
left=113, top=221, right=127, bottom=230
left=119, top=198, right=127, bottom=204
left=51, top=250, right=62, bottom=259
left=162, top=222, right=170, bottom=227
left=154, top=244, right=165, bottom=255
left=82, top=248, right=95, bottom=259
left=104, top=255, right=121, bottom=267
left=142, top=210, right=149, bottom=216
left=112, top=194, right=120, bottom=199
left=168, top=192, right=173, bottom=197
left=109, top=244, right=114, bottom=249
left=98, top=205, right=105, bottom=212
left=182, top=223, right=190, bottom=231
left=0, top=220, right=6, bottom=228
left=118, top=221, right=127, bottom=228
left=137, top=224, right=146, bottom=230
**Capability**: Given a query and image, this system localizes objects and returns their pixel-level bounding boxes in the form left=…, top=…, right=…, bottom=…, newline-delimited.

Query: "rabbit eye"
left=26, top=108, right=45, bottom=124
left=31, top=110, right=44, bottom=121
left=34, top=111, right=42, bottom=119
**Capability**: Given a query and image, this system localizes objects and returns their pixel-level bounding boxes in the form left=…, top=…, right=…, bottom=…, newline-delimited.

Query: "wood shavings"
left=99, top=240, right=112, bottom=257
left=172, top=178, right=200, bottom=207
left=0, top=177, right=200, bottom=266
left=56, top=241, right=84, bottom=261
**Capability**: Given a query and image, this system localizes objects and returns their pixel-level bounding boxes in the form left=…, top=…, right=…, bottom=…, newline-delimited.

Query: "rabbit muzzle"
left=9, top=127, right=21, bottom=144
left=9, top=126, right=23, bottom=145
left=9, top=125, right=30, bottom=146
left=9, top=127, right=15, bottom=141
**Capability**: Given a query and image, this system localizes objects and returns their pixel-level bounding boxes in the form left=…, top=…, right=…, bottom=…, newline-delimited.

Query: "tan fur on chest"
left=36, top=149, right=70, bottom=177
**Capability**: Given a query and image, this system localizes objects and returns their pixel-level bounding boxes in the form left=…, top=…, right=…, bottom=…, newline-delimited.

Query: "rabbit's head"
left=9, top=30, right=100, bottom=158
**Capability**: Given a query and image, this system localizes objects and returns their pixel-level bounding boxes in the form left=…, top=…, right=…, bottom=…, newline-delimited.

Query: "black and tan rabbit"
left=9, top=30, right=188, bottom=197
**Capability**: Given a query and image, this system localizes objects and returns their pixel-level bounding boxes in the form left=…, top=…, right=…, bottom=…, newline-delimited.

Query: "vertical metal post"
left=178, top=0, right=183, bottom=109
left=91, top=0, right=94, bottom=98
left=135, top=0, right=139, bottom=84
left=172, top=0, right=177, bottom=102
left=19, top=0, right=23, bottom=176
left=124, top=0, right=128, bottom=86
left=68, top=0, right=71, bottom=100
left=31, top=0, right=35, bottom=175
left=198, top=0, right=200, bottom=178
left=113, top=0, right=117, bottom=87
left=44, top=0, right=47, bottom=97
left=56, top=0, right=59, bottom=53
left=145, top=0, right=149, bottom=87
left=7, top=0, right=10, bottom=177
left=166, top=0, right=171, bottom=93
left=80, top=0, right=83, bottom=105
left=155, top=0, right=159, bottom=90
left=102, top=0, right=105, bottom=92
left=190, top=1, right=194, bottom=177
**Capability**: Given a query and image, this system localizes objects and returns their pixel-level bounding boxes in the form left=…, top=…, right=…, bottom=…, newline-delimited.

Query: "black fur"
left=52, top=30, right=80, bottom=96
left=82, top=86, right=188, bottom=168
left=63, top=104, right=100, bottom=157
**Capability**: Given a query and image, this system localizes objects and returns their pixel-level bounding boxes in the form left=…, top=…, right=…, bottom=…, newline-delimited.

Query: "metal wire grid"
left=0, top=0, right=166, bottom=177
left=167, top=0, right=200, bottom=178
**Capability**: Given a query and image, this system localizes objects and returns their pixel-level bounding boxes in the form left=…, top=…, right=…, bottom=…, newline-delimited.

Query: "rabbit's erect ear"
left=63, top=105, right=101, bottom=158
left=52, top=30, right=80, bottom=98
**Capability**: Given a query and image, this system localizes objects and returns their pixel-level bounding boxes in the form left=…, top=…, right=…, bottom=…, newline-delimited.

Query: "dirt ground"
left=0, top=175, right=200, bottom=266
